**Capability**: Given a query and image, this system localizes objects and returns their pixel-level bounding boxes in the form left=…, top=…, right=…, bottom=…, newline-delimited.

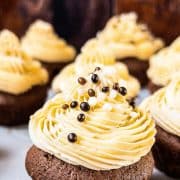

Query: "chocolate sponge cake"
left=26, top=146, right=154, bottom=180
left=0, top=85, right=47, bottom=126
left=152, top=126, right=180, bottom=178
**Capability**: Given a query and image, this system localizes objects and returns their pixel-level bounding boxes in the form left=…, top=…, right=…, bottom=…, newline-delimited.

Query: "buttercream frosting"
left=148, top=36, right=180, bottom=86
left=82, top=12, right=164, bottom=60
left=52, top=51, right=140, bottom=98
left=140, top=76, right=180, bottom=137
left=21, top=20, right=76, bottom=62
left=0, top=30, right=48, bottom=95
left=30, top=68, right=155, bottom=171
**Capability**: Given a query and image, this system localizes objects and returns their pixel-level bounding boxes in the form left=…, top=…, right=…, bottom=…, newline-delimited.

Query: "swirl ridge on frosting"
left=0, top=30, right=48, bottom=95
left=148, top=36, right=180, bottom=86
left=30, top=68, right=155, bottom=170
left=82, top=12, right=164, bottom=60
left=141, top=76, right=180, bottom=137
left=21, top=20, right=76, bottom=62
left=52, top=50, right=140, bottom=98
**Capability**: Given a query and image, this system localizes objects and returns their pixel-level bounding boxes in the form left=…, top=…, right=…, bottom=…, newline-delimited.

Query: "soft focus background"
left=0, top=0, right=180, bottom=50
left=0, top=0, right=180, bottom=179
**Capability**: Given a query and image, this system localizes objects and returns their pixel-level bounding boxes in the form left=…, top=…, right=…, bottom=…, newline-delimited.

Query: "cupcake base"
left=117, top=58, right=149, bottom=86
left=41, top=61, right=73, bottom=82
left=147, top=81, right=162, bottom=94
left=152, top=126, right=180, bottom=178
left=26, top=146, right=154, bottom=180
left=0, top=85, right=47, bottom=126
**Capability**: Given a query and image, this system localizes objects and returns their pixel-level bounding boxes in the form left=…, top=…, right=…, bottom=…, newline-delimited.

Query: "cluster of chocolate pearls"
left=63, top=67, right=133, bottom=143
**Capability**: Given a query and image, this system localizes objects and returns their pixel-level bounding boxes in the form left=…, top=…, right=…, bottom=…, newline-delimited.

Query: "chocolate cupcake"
left=26, top=67, right=156, bottom=180
left=21, top=20, right=76, bottom=81
left=52, top=50, right=140, bottom=99
left=147, top=36, right=180, bottom=93
left=82, top=12, right=164, bottom=86
left=140, top=77, right=180, bottom=178
left=0, top=30, right=48, bottom=126
left=112, top=0, right=180, bottom=44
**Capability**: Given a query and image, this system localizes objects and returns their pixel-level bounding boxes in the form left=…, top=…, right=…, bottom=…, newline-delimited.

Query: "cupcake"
left=112, top=0, right=180, bottom=44
left=21, top=20, right=76, bottom=81
left=140, top=77, right=180, bottom=178
left=148, top=36, right=180, bottom=93
left=26, top=67, right=156, bottom=180
left=82, top=12, right=164, bottom=86
left=52, top=50, right=140, bottom=100
left=0, top=30, right=48, bottom=126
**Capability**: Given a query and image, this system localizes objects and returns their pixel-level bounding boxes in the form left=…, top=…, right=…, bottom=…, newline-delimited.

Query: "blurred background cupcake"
left=148, top=36, right=180, bottom=93
left=1, top=0, right=179, bottom=49
left=0, top=30, right=48, bottom=126
left=21, top=20, right=76, bottom=81
left=113, top=0, right=180, bottom=45
left=52, top=50, right=140, bottom=100
left=141, top=76, right=180, bottom=178
left=82, top=13, right=164, bottom=86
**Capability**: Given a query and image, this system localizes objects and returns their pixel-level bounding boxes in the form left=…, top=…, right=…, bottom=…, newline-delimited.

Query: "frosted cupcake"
left=141, top=76, right=180, bottom=178
left=21, top=20, right=76, bottom=80
left=0, top=30, right=48, bottom=126
left=148, top=36, right=180, bottom=93
left=52, top=50, right=140, bottom=100
left=82, top=12, right=164, bottom=86
left=26, top=67, right=156, bottom=180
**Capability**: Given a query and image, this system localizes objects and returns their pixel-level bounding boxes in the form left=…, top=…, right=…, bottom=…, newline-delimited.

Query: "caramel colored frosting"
left=0, top=30, right=48, bottom=95
left=141, top=76, right=180, bottom=137
left=29, top=68, right=156, bottom=170
left=148, top=37, right=180, bottom=86
left=82, top=12, right=164, bottom=60
left=52, top=51, right=140, bottom=98
left=21, top=20, right=76, bottom=63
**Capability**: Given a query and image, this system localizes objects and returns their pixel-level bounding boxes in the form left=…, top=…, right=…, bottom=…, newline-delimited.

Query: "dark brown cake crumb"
left=26, top=146, right=154, bottom=180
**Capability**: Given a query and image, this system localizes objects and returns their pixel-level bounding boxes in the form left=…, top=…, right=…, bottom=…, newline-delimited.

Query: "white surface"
left=0, top=90, right=178, bottom=180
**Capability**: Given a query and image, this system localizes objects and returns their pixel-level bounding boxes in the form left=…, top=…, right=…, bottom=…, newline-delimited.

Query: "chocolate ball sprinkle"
left=80, top=102, right=90, bottom=112
left=77, top=113, right=85, bottom=122
left=91, top=73, right=99, bottom=83
left=88, top=89, right=95, bottom=97
left=119, top=87, right=127, bottom=96
left=102, top=86, right=109, bottom=93
left=67, top=133, right=77, bottom=143
left=113, top=83, right=119, bottom=90
left=78, top=77, right=86, bottom=85
left=62, top=104, right=69, bottom=110
left=70, top=101, right=78, bottom=108
left=94, top=67, right=101, bottom=71
left=128, top=99, right=136, bottom=108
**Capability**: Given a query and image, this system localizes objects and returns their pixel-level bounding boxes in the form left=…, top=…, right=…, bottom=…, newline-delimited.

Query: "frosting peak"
left=30, top=68, right=155, bottom=170
left=141, top=76, right=180, bottom=137
left=21, top=20, right=76, bottom=62
left=82, top=12, right=164, bottom=60
left=148, top=36, right=180, bottom=86
left=52, top=50, right=140, bottom=98
left=0, top=30, right=48, bottom=95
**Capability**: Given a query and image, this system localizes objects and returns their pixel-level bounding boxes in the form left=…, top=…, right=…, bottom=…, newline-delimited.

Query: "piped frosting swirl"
left=0, top=30, right=48, bottom=95
left=21, top=20, right=76, bottom=62
left=82, top=12, right=164, bottom=60
left=141, top=75, right=180, bottom=137
left=30, top=67, right=155, bottom=170
left=148, top=36, right=180, bottom=86
left=52, top=50, right=140, bottom=98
